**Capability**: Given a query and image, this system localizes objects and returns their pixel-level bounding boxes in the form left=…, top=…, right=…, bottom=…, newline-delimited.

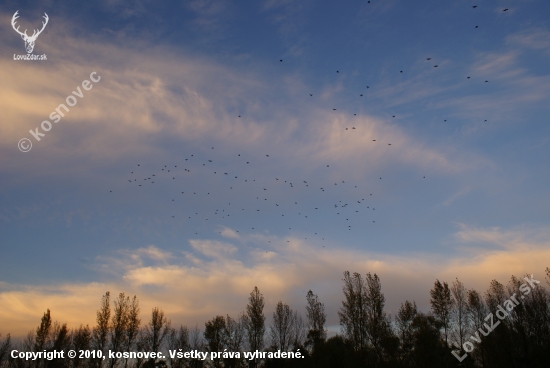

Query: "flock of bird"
left=119, top=150, right=387, bottom=244
left=110, top=4, right=508, bottom=244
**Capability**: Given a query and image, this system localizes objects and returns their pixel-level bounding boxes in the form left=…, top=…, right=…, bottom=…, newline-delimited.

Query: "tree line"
left=1, top=268, right=549, bottom=368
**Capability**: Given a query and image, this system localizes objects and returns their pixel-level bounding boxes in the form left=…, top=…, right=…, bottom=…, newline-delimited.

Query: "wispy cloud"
left=506, top=28, right=550, bottom=53
left=1, top=224, right=548, bottom=337
left=442, top=186, right=472, bottom=206
left=0, top=14, right=478, bottom=183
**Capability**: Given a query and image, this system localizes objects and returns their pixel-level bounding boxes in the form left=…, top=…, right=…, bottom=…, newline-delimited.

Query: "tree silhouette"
left=1, top=269, right=549, bottom=368
left=244, top=287, right=265, bottom=368
left=124, top=296, right=141, bottom=368
left=429, top=280, right=453, bottom=349
left=92, top=292, right=111, bottom=368
left=305, top=290, right=326, bottom=351
left=338, top=271, right=368, bottom=355
left=109, top=293, right=130, bottom=368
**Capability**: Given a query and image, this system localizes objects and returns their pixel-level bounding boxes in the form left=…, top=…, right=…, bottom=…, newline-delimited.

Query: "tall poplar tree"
left=305, top=290, right=326, bottom=349
left=245, top=287, right=265, bottom=368
left=109, top=293, right=130, bottom=368
left=338, top=271, right=368, bottom=354
left=430, top=280, right=453, bottom=348
left=92, top=292, right=111, bottom=368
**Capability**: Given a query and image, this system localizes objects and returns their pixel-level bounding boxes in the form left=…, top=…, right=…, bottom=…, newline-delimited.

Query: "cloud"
left=471, top=52, right=518, bottom=77
left=0, top=10, right=479, bottom=189
left=1, top=225, right=548, bottom=337
left=189, top=239, right=238, bottom=258
left=506, top=28, right=550, bottom=52
left=454, top=224, right=550, bottom=251
left=220, top=226, right=240, bottom=239
left=135, top=245, right=173, bottom=263
left=442, top=186, right=472, bottom=206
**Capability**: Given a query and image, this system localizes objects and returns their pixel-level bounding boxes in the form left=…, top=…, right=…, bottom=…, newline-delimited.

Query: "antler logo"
left=11, top=11, right=49, bottom=54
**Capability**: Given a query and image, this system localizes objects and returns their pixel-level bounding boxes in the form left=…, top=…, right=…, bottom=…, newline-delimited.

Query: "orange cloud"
left=0, top=225, right=548, bottom=337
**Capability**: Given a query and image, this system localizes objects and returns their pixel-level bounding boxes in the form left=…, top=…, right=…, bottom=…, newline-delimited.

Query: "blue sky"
left=1, top=0, right=549, bottom=335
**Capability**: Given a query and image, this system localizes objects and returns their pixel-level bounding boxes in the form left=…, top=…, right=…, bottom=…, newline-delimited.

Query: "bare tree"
left=49, top=322, right=71, bottom=368
left=291, top=312, right=307, bottom=349
left=204, top=316, right=226, bottom=368
left=338, top=271, right=368, bottom=354
left=244, top=287, right=265, bottom=368
left=450, top=278, right=469, bottom=351
left=0, top=334, right=11, bottom=367
left=71, top=325, right=91, bottom=368
left=364, top=272, right=390, bottom=361
left=485, top=279, right=507, bottom=311
left=189, top=325, right=204, bottom=368
left=92, top=292, right=111, bottom=368
left=124, top=296, right=140, bottom=368
left=270, top=302, right=294, bottom=352
left=34, top=310, right=52, bottom=368
left=167, top=325, right=190, bottom=368
left=23, top=331, right=35, bottom=355
left=109, top=293, right=130, bottom=368
left=396, top=300, right=417, bottom=367
left=484, top=279, right=513, bottom=366
left=429, top=280, right=453, bottom=348
left=466, top=289, right=488, bottom=366
left=305, top=290, right=326, bottom=349
left=143, top=307, right=171, bottom=368
left=35, top=309, right=52, bottom=352
left=223, top=314, right=246, bottom=368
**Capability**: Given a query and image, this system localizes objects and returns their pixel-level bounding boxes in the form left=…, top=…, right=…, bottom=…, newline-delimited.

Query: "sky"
left=1, top=0, right=549, bottom=337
